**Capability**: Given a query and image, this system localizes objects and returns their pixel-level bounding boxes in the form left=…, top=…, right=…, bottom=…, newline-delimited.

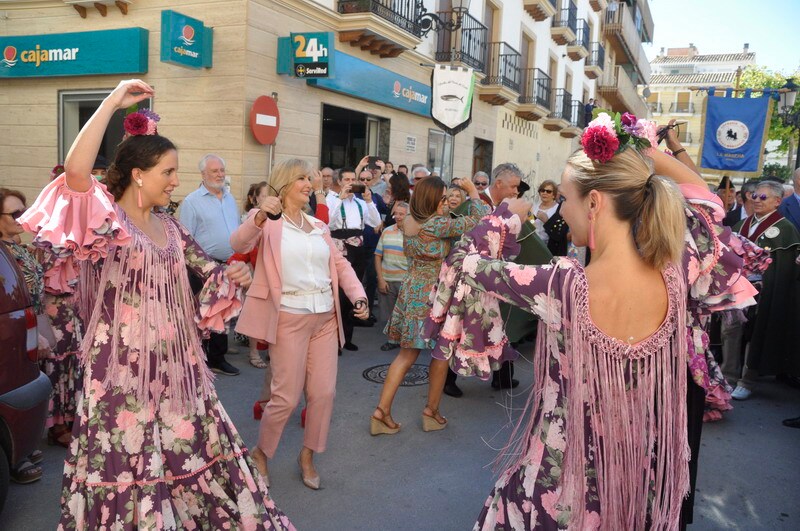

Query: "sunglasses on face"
left=474, top=181, right=488, bottom=187
left=750, top=193, right=771, bottom=201
left=1, top=210, right=24, bottom=220
left=539, top=189, right=554, bottom=194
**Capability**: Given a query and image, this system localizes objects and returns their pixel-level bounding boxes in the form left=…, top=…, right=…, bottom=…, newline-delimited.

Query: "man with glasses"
left=472, top=171, right=490, bottom=193
left=729, top=181, right=800, bottom=401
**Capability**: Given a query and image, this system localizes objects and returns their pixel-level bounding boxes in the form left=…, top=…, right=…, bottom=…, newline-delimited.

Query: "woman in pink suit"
left=231, top=158, right=368, bottom=490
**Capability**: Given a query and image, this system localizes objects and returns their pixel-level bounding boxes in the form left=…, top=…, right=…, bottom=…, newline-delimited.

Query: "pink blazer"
left=231, top=209, right=366, bottom=346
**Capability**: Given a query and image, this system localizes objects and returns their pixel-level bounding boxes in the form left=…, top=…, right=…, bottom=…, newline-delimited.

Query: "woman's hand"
left=535, top=210, right=549, bottom=223
left=310, top=169, right=324, bottom=193
left=504, top=198, right=532, bottom=221
left=259, top=196, right=282, bottom=217
left=225, top=261, right=252, bottom=288
left=664, top=119, right=682, bottom=153
left=458, top=177, right=479, bottom=199
left=353, top=299, right=370, bottom=320
left=378, top=279, right=389, bottom=295
left=106, top=79, right=154, bottom=111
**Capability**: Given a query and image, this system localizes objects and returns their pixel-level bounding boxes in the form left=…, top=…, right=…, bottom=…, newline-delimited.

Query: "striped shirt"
left=375, top=225, right=408, bottom=282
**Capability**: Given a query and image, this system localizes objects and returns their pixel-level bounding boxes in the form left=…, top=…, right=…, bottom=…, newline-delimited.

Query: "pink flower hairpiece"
left=123, top=109, right=160, bottom=137
left=580, top=110, right=658, bottom=163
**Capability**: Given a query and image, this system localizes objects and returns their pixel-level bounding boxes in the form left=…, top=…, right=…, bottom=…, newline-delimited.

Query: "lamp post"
left=416, top=0, right=471, bottom=38
left=778, top=78, right=799, bottom=169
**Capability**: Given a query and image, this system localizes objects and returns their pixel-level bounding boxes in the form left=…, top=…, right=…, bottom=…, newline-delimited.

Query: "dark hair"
left=339, top=167, right=355, bottom=176
left=717, top=175, right=734, bottom=191
left=105, top=135, right=177, bottom=200
left=389, top=173, right=411, bottom=203
left=409, top=176, right=446, bottom=222
left=245, top=181, right=267, bottom=211
left=0, top=188, right=27, bottom=237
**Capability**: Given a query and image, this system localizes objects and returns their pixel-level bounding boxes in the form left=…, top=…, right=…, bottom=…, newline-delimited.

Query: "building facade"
left=0, top=0, right=649, bottom=203
left=646, top=43, right=756, bottom=182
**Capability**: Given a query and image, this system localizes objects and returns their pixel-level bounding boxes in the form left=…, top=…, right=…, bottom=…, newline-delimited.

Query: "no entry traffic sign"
left=250, top=95, right=280, bottom=145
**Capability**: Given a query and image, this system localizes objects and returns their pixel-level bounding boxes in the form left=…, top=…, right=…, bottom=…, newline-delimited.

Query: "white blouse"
left=279, top=214, right=334, bottom=314
left=533, top=203, right=559, bottom=244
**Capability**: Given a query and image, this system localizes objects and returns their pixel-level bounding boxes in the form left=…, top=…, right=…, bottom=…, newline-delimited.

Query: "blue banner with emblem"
left=699, top=93, right=771, bottom=173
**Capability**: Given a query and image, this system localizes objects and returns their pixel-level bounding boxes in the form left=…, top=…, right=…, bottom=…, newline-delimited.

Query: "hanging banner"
left=699, top=93, right=772, bottom=173
left=430, top=65, right=474, bottom=136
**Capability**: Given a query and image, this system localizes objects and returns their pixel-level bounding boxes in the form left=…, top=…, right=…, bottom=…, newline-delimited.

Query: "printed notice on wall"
left=406, top=136, right=416, bottom=153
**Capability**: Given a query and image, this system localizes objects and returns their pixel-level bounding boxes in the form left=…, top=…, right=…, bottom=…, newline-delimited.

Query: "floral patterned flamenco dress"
left=423, top=185, right=767, bottom=529
left=384, top=200, right=489, bottom=349
left=20, top=175, right=294, bottom=530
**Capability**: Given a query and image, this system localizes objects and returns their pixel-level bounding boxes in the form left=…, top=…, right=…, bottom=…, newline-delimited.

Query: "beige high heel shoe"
left=251, top=446, right=270, bottom=487
left=297, top=454, right=320, bottom=490
left=370, top=406, right=401, bottom=435
left=421, top=406, right=447, bottom=432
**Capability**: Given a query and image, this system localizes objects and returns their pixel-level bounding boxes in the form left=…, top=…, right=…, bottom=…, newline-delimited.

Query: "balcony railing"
left=519, top=68, right=551, bottom=108
left=574, top=19, right=590, bottom=50
left=587, top=42, right=605, bottom=67
left=549, top=88, right=572, bottom=120
left=648, top=101, right=662, bottom=114
left=669, top=102, right=695, bottom=113
left=553, top=3, right=577, bottom=33
left=603, top=2, right=651, bottom=81
left=338, top=0, right=422, bottom=37
left=435, top=11, right=487, bottom=73
left=570, top=99, right=586, bottom=128
left=481, top=42, right=521, bottom=92
left=598, top=65, right=648, bottom=118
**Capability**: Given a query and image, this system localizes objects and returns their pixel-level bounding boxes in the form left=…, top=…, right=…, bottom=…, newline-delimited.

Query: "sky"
left=644, top=0, right=800, bottom=75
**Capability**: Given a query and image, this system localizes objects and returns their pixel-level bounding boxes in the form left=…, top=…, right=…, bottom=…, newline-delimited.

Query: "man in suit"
left=778, top=168, right=800, bottom=233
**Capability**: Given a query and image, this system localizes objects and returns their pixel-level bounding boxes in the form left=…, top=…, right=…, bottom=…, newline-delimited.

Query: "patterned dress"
left=20, top=176, right=293, bottom=530
left=423, top=185, right=766, bottom=529
left=385, top=200, right=489, bottom=349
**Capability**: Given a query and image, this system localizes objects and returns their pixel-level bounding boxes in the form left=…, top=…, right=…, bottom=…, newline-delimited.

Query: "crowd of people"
left=3, top=78, right=798, bottom=529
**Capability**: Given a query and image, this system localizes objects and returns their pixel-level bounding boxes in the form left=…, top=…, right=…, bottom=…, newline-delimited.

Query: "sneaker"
left=731, top=385, right=751, bottom=400
left=210, top=360, right=240, bottom=376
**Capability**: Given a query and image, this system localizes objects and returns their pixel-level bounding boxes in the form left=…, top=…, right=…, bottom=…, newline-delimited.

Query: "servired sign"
left=250, top=96, right=280, bottom=145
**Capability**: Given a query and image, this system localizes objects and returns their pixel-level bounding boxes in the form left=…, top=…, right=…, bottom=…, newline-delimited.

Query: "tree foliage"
left=738, top=65, right=800, bottom=153
left=761, top=162, right=792, bottom=182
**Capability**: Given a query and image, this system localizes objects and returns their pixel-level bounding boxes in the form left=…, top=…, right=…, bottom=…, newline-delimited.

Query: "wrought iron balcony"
left=597, top=65, right=648, bottom=118
left=523, top=0, right=558, bottom=21
left=669, top=102, right=695, bottom=114
left=543, top=88, right=572, bottom=131
left=551, top=2, right=577, bottom=45
left=435, top=10, right=487, bottom=73
left=603, top=2, right=651, bottom=81
left=567, top=19, right=590, bottom=60
left=477, top=41, right=521, bottom=105
left=584, top=42, right=605, bottom=79
left=648, top=101, right=662, bottom=114
left=337, top=0, right=423, bottom=58
left=516, top=68, right=551, bottom=121
left=561, top=99, right=585, bottom=137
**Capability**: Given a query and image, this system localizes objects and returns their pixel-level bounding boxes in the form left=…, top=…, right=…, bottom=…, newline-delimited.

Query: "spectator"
left=480, top=163, right=521, bottom=207
left=447, top=185, right=466, bottom=210
left=310, top=166, right=335, bottom=214
left=724, top=180, right=757, bottom=227
left=326, top=167, right=381, bottom=351
left=179, top=154, right=241, bottom=376
left=92, top=154, right=109, bottom=179
left=472, top=171, right=490, bottom=194
left=779, top=168, right=800, bottom=232
left=375, top=201, right=410, bottom=351
left=584, top=98, right=595, bottom=124
left=384, top=172, right=411, bottom=228
left=411, top=166, right=431, bottom=187
left=397, top=164, right=409, bottom=177
left=533, top=179, right=569, bottom=256
left=358, top=169, right=388, bottom=324
left=730, top=180, right=800, bottom=400
left=717, top=175, right=736, bottom=212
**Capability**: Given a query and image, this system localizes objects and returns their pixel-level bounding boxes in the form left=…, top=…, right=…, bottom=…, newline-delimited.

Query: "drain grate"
left=362, top=364, right=429, bottom=386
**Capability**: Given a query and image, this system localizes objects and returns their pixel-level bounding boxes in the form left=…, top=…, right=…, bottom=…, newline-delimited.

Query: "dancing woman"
left=20, top=79, right=293, bottom=530
left=425, top=112, right=766, bottom=529
left=371, top=177, right=489, bottom=434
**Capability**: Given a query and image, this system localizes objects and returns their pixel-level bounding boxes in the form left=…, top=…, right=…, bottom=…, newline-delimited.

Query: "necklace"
left=283, top=211, right=305, bottom=231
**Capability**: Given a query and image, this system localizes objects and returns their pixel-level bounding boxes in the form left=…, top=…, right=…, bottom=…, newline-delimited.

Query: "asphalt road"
left=1, top=322, right=798, bottom=530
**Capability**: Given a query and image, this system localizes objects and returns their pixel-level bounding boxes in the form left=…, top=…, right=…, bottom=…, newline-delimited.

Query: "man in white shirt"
left=326, top=167, right=380, bottom=350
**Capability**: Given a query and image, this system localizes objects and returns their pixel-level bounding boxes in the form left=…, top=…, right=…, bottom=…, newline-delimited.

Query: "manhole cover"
left=363, top=364, right=429, bottom=386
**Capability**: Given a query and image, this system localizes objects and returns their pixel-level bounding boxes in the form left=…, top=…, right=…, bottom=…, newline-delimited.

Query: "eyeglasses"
left=474, top=181, right=488, bottom=187
left=1, top=210, right=24, bottom=220
left=359, top=177, right=371, bottom=182
left=538, top=189, right=554, bottom=194
left=750, top=193, right=771, bottom=201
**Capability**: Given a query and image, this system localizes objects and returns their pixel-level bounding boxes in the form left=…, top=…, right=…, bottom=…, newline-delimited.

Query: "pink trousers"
left=258, top=310, right=339, bottom=458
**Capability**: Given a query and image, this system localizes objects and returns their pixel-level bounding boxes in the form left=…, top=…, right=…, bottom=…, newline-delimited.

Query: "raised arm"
left=64, top=79, right=154, bottom=192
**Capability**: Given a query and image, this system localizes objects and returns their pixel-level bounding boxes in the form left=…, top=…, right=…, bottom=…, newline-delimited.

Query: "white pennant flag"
left=431, top=65, right=475, bottom=135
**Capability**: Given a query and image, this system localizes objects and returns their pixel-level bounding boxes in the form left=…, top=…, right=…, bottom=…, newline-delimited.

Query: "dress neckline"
left=118, top=208, right=173, bottom=252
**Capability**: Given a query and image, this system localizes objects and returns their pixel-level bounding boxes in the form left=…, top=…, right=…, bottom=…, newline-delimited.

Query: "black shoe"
left=380, top=342, right=400, bottom=351
left=782, top=416, right=800, bottom=429
left=491, top=378, right=519, bottom=390
left=343, top=342, right=359, bottom=351
left=209, top=360, right=240, bottom=376
left=443, top=382, right=463, bottom=398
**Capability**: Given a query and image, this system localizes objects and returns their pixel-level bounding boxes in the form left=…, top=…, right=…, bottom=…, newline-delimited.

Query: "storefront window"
left=320, top=104, right=390, bottom=169
left=58, top=90, right=152, bottom=163
left=427, top=129, right=454, bottom=181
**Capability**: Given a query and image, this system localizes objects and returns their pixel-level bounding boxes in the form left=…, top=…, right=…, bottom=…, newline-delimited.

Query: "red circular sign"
left=182, top=25, right=195, bottom=40
left=3, top=46, right=16, bottom=62
left=249, top=96, right=280, bottom=146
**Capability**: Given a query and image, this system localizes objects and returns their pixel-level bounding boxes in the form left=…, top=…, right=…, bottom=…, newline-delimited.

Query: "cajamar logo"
left=180, top=25, right=195, bottom=46
left=3, top=46, right=18, bottom=67
left=2, top=44, right=79, bottom=68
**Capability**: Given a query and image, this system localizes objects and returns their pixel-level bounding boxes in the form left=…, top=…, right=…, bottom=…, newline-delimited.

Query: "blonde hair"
left=566, top=148, right=685, bottom=270
left=268, top=159, right=314, bottom=202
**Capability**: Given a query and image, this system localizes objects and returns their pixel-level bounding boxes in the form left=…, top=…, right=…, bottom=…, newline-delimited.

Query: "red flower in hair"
left=581, top=125, right=620, bottom=163
left=124, top=113, right=149, bottom=136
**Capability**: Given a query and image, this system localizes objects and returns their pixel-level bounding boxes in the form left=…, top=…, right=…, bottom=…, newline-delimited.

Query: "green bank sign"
left=0, top=28, right=148, bottom=78
left=160, top=10, right=213, bottom=69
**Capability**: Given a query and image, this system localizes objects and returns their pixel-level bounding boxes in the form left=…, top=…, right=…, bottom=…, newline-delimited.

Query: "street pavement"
left=2, top=321, right=798, bottom=530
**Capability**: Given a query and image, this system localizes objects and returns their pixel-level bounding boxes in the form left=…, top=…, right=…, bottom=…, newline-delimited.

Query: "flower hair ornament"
left=580, top=110, right=658, bottom=163
left=50, top=164, right=65, bottom=181
left=123, top=107, right=160, bottom=137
